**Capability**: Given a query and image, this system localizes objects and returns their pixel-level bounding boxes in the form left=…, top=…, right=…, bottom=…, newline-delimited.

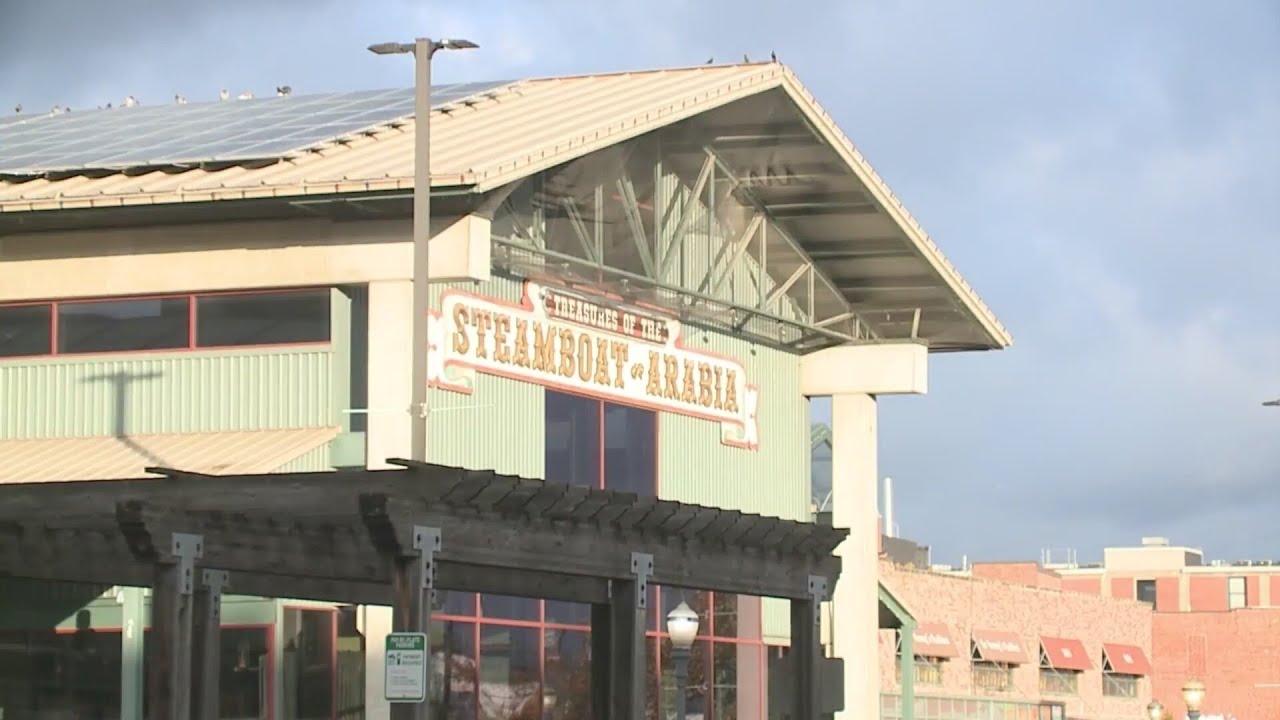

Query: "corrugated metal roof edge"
left=771, top=68, right=1013, bottom=350
left=0, top=62, right=1011, bottom=350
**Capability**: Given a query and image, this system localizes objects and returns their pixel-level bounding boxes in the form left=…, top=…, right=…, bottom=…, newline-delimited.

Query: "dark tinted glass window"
left=1135, top=579, right=1156, bottom=606
left=604, top=402, right=656, bottom=496
left=545, top=390, right=601, bottom=488
left=0, top=304, right=52, bottom=357
left=58, top=298, right=189, bottom=354
left=196, top=290, right=330, bottom=347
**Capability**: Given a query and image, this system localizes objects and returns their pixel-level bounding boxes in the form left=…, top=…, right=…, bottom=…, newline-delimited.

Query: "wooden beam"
left=2, top=521, right=615, bottom=605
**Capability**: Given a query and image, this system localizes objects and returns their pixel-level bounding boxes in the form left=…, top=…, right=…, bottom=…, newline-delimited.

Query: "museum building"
left=0, top=62, right=1009, bottom=718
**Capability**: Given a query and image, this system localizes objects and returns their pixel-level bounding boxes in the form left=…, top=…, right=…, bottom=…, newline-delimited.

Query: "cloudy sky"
left=3, top=1, right=1278, bottom=564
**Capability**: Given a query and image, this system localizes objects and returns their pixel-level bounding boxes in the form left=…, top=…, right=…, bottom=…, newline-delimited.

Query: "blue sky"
left=4, top=0, right=1278, bottom=564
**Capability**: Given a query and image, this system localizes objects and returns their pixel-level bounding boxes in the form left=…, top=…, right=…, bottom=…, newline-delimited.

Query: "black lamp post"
left=666, top=601, right=699, bottom=719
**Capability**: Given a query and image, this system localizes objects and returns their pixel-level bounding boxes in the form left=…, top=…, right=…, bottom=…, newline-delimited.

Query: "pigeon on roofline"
left=276, top=85, right=293, bottom=97
left=175, top=94, right=187, bottom=105
left=13, top=104, right=20, bottom=113
left=219, top=89, right=230, bottom=101
left=122, top=95, right=138, bottom=107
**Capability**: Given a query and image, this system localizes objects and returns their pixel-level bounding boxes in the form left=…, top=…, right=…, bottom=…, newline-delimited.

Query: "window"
left=282, top=607, right=336, bottom=720
left=1103, top=673, right=1139, bottom=697
left=0, top=289, right=331, bottom=359
left=893, top=631, right=944, bottom=685
left=0, top=625, right=123, bottom=717
left=425, top=389, right=767, bottom=718
left=1039, top=648, right=1079, bottom=695
left=144, top=625, right=269, bottom=718
left=196, top=290, right=330, bottom=347
left=59, top=297, right=190, bottom=354
left=973, top=661, right=1014, bottom=691
left=0, top=304, right=52, bottom=357
left=1135, top=579, right=1157, bottom=606
left=1228, top=576, right=1248, bottom=609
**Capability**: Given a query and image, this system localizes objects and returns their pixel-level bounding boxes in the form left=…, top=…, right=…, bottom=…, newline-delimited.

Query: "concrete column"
left=364, top=279, right=414, bottom=719
left=832, top=391, right=880, bottom=720
left=361, top=605, right=394, bottom=720
left=366, top=279, right=414, bottom=470
left=801, top=342, right=927, bottom=720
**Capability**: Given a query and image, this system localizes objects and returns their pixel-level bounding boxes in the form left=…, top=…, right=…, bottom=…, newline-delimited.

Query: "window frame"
left=1227, top=576, right=1248, bottom=609
left=1102, top=672, right=1139, bottom=698
left=1134, top=579, right=1157, bottom=607
left=1038, top=646, right=1081, bottom=696
left=0, top=287, right=332, bottom=359
left=972, top=660, right=1014, bottom=691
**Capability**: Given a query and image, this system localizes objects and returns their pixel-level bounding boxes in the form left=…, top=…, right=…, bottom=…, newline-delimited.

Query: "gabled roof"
left=0, top=63, right=1011, bottom=350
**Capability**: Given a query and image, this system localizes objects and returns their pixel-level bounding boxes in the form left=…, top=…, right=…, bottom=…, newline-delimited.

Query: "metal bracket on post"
left=414, top=525, right=441, bottom=610
left=172, top=533, right=203, bottom=595
left=202, top=570, right=229, bottom=614
left=413, top=525, right=441, bottom=584
left=630, top=552, right=653, bottom=609
left=808, top=575, right=828, bottom=625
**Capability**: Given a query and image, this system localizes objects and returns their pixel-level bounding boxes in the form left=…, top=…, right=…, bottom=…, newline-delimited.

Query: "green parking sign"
left=385, top=632, right=428, bottom=702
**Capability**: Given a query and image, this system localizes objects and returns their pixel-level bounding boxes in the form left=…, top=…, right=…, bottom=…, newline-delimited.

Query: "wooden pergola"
left=0, top=460, right=846, bottom=720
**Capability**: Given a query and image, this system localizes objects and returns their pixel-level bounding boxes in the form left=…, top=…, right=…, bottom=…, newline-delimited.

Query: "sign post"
left=385, top=632, right=428, bottom=704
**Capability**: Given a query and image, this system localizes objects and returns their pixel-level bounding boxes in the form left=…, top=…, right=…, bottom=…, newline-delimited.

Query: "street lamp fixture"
left=1146, top=700, right=1164, bottom=720
left=1182, top=679, right=1206, bottom=720
left=366, top=36, right=477, bottom=466
left=666, top=601, right=700, bottom=719
left=1264, top=399, right=1280, bottom=407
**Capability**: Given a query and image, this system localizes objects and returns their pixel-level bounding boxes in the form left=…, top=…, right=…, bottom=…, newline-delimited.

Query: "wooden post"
left=148, top=533, right=201, bottom=720
left=390, top=526, right=439, bottom=720
left=191, top=569, right=229, bottom=720
left=610, top=553, right=651, bottom=720
left=791, top=575, right=827, bottom=720
left=590, top=602, right=612, bottom=718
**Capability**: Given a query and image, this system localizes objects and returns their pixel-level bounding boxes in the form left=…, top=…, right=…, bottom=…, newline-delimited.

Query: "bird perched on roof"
left=743, top=53, right=750, bottom=62
left=12, top=104, right=20, bottom=114
left=771, top=50, right=777, bottom=62
left=122, top=95, right=138, bottom=107
left=50, top=105, right=64, bottom=115
left=175, top=94, right=187, bottom=105
left=706, top=57, right=714, bottom=64
left=276, top=85, right=293, bottom=97
left=219, top=89, right=230, bottom=101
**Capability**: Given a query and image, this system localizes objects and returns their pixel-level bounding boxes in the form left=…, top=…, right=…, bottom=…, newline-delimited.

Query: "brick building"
left=877, top=560, right=1154, bottom=720
left=1051, top=537, right=1280, bottom=719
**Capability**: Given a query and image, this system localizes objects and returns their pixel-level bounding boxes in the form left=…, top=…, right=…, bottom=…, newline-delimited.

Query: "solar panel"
left=0, top=81, right=511, bottom=175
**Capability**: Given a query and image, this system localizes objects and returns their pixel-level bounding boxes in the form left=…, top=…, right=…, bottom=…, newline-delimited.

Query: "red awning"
left=909, top=623, right=959, bottom=658
left=1040, top=636, right=1093, bottom=671
left=1102, top=643, right=1152, bottom=675
left=971, top=629, right=1028, bottom=664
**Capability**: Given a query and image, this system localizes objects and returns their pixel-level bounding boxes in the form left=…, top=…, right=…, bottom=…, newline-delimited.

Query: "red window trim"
left=0, top=287, right=333, bottom=360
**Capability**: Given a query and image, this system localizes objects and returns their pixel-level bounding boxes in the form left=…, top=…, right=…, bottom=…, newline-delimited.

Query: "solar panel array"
left=0, top=81, right=511, bottom=175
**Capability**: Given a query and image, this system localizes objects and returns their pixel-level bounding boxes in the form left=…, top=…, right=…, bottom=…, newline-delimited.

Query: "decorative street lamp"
left=666, top=601, right=700, bottom=719
left=366, top=36, right=478, bottom=465
left=1182, top=679, right=1206, bottom=720
left=1146, top=700, right=1164, bottom=720
left=1265, top=399, right=1280, bottom=407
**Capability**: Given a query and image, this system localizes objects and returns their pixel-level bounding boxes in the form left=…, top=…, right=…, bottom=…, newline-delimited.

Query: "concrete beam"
left=0, top=214, right=490, bottom=302
left=799, top=342, right=928, bottom=397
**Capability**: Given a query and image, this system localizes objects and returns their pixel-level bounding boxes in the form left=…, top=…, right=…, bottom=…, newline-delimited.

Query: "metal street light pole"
left=666, top=601, right=700, bottom=719
left=368, top=37, right=478, bottom=465
left=367, top=36, right=477, bottom=720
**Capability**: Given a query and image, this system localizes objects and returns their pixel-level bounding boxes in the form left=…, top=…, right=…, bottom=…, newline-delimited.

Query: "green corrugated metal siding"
left=0, top=347, right=335, bottom=440
left=653, top=179, right=811, bottom=643
left=427, top=275, right=545, bottom=478
left=656, top=325, right=808, bottom=644
left=275, top=443, right=334, bottom=473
